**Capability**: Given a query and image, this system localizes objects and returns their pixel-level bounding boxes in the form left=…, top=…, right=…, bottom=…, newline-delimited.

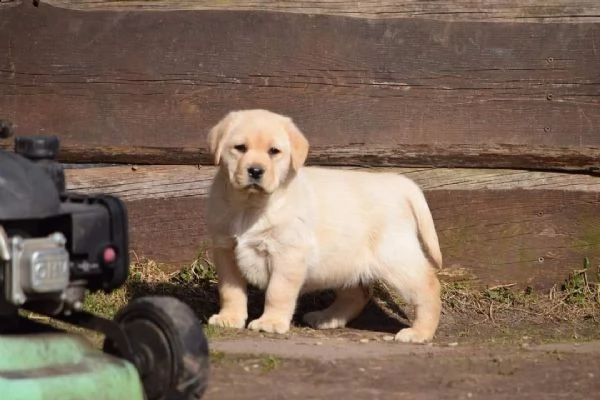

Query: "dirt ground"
left=196, top=282, right=600, bottom=400
left=81, top=260, right=600, bottom=399
left=204, top=329, right=600, bottom=400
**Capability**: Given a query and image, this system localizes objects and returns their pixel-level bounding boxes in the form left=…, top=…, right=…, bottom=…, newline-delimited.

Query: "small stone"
left=359, top=338, right=370, bottom=344
left=467, top=393, right=473, bottom=398
left=589, top=373, right=595, bottom=379
left=448, top=342, right=459, bottom=347
left=315, top=341, right=323, bottom=346
left=382, top=335, right=395, bottom=342
left=358, top=368, right=366, bottom=372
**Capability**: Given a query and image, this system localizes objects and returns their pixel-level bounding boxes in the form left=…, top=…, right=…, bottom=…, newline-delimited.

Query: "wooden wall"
left=1, top=0, right=599, bottom=289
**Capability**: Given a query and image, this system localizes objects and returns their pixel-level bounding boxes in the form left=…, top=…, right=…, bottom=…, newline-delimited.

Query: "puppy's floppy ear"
left=284, top=118, right=309, bottom=171
left=207, top=111, right=239, bottom=165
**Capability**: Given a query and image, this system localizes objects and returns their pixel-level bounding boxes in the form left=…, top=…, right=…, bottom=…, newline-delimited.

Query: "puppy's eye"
left=234, top=144, right=247, bottom=153
left=268, top=147, right=281, bottom=156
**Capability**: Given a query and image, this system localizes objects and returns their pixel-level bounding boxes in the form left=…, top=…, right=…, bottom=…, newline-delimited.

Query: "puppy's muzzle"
left=247, top=165, right=265, bottom=182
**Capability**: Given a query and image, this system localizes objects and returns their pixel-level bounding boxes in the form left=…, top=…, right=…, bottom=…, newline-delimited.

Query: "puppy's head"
left=207, top=109, right=309, bottom=195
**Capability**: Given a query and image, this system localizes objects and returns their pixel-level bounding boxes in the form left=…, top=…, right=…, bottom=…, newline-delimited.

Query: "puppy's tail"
left=406, top=179, right=443, bottom=270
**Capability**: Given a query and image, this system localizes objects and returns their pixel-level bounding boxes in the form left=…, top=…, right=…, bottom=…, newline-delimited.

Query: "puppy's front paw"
left=303, top=311, right=346, bottom=330
left=247, top=316, right=290, bottom=334
left=208, top=313, right=247, bottom=329
left=394, top=328, right=433, bottom=344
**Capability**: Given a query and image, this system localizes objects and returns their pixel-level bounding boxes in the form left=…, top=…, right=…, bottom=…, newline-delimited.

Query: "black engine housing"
left=0, top=150, right=62, bottom=220
left=0, top=135, right=129, bottom=293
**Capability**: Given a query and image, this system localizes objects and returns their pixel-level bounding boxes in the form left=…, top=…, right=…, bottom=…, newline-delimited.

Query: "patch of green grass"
left=203, top=323, right=225, bottom=339
left=259, top=355, right=281, bottom=372
left=171, top=245, right=219, bottom=285
left=208, top=350, right=283, bottom=373
left=558, top=261, right=600, bottom=306
left=209, top=350, right=227, bottom=365
left=83, top=287, right=128, bottom=318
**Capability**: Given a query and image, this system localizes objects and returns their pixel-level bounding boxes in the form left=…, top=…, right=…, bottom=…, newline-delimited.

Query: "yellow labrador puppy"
left=205, top=109, right=442, bottom=343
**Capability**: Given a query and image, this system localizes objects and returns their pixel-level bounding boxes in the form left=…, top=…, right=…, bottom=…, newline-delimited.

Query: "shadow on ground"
left=124, top=279, right=409, bottom=335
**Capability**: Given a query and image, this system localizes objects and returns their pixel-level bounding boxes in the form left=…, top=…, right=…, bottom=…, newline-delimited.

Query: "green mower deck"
left=0, top=332, right=144, bottom=400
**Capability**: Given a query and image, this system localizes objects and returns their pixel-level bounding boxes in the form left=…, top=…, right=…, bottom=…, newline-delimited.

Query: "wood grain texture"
left=1, top=3, right=599, bottom=170
left=17, top=0, right=600, bottom=22
left=429, top=189, right=600, bottom=289
left=126, top=195, right=208, bottom=264
left=64, top=165, right=600, bottom=201
left=64, top=165, right=600, bottom=289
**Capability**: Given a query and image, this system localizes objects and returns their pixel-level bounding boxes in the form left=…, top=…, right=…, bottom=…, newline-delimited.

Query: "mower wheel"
left=103, top=296, right=209, bottom=400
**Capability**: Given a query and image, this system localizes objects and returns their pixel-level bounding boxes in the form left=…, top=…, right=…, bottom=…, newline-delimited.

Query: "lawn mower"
left=0, top=119, right=210, bottom=400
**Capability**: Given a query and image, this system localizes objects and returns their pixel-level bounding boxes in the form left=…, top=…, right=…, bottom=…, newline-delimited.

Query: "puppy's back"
left=301, top=166, right=441, bottom=268
left=301, top=166, right=420, bottom=236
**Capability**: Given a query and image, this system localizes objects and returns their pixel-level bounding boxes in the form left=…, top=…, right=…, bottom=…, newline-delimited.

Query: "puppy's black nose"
left=247, top=165, right=265, bottom=180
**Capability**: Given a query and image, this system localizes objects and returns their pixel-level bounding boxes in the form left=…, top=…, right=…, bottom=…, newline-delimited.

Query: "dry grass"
left=77, top=252, right=600, bottom=344
left=440, top=267, right=600, bottom=324
left=83, top=248, right=220, bottom=320
left=432, top=265, right=600, bottom=344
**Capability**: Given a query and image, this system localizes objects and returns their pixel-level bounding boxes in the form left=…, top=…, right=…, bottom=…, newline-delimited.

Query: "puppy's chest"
left=233, top=234, right=273, bottom=289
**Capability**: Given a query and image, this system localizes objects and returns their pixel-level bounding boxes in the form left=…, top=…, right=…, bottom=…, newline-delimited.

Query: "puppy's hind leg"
left=303, top=284, right=372, bottom=330
left=380, top=245, right=442, bottom=344
left=394, top=267, right=441, bottom=344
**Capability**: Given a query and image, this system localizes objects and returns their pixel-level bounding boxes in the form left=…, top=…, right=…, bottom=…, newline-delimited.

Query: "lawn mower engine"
left=0, top=120, right=209, bottom=400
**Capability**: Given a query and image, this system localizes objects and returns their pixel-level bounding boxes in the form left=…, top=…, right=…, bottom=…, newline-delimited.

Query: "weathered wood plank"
left=126, top=195, right=208, bottom=264
left=64, top=165, right=600, bottom=201
left=64, top=165, right=600, bottom=290
left=1, top=3, right=599, bottom=169
left=429, top=189, right=600, bottom=289
left=22, top=0, right=600, bottom=22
